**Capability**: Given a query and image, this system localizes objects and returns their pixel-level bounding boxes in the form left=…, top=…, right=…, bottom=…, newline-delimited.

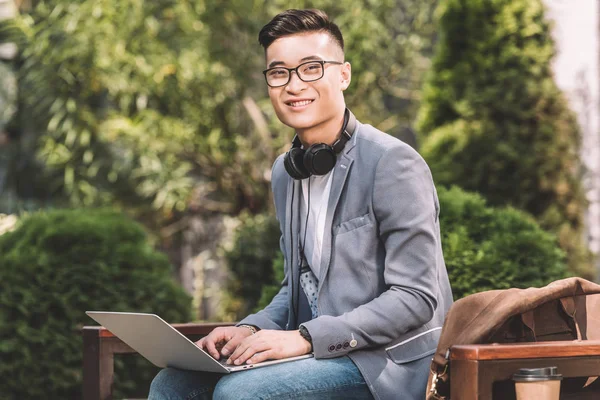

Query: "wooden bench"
left=82, top=322, right=234, bottom=400
left=450, top=340, right=600, bottom=399
left=83, top=326, right=600, bottom=400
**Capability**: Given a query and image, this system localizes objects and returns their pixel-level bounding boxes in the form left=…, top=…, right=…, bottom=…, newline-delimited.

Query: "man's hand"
left=195, top=326, right=254, bottom=360
left=226, top=329, right=312, bottom=366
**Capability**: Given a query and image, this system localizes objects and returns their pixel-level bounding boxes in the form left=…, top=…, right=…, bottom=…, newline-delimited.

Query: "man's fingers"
left=221, top=328, right=253, bottom=356
left=205, top=328, right=236, bottom=359
left=204, top=338, right=220, bottom=359
left=225, top=334, right=253, bottom=361
left=220, top=334, right=245, bottom=356
left=195, top=327, right=257, bottom=361
left=246, top=349, right=274, bottom=365
left=228, top=338, right=270, bottom=365
left=229, top=344, right=257, bottom=365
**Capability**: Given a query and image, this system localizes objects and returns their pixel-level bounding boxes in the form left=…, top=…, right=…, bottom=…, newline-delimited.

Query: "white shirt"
left=299, top=171, right=334, bottom=278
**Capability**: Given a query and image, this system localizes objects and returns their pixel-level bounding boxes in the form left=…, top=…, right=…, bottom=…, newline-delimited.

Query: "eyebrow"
left=267, top=55, right=324, bottom=69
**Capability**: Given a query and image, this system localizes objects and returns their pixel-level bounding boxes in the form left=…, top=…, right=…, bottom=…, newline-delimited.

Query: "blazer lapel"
left=284, top=177, right=294, bottom=271
left=285, top=177, right=301, bottom=323
left=318, top=142, right=357, bottom=291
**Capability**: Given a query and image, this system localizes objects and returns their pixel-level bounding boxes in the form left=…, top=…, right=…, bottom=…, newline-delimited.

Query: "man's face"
left=264, top=32, right=351, bottom=132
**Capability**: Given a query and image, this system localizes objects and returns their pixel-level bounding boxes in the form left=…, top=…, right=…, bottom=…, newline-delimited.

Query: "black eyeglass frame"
left=262, top=60, right=344, bottom=88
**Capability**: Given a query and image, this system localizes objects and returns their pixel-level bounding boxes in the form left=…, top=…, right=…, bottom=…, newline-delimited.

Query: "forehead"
left=265, top=32, right=341, bottom=66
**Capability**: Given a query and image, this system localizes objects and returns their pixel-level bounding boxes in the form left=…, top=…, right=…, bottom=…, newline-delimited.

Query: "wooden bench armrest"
left=451, top=340, right=600, bottom=361
left=449, top=340, right=600, bottom=400
left=82, top=322, right=236, bottom=400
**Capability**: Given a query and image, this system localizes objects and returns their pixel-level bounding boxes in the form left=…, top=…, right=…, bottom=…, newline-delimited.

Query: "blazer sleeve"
left=302, top=145, right=440, bottom=358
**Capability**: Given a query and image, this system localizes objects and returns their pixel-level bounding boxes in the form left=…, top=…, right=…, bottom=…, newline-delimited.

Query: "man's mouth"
left=286, top=99, right=314, bottom=108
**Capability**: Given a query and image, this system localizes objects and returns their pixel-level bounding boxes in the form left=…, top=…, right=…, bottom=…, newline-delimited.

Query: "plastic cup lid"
left=513, top=366, right=563, bottom=382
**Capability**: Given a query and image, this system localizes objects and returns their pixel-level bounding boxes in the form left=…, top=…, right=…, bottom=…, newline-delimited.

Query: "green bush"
left=255, top=252, right=285, bottom=312
left=416, top=0, right=592, bottom=278
left=437, top=186, right=569, bottom=299
left=0, top=209, right=192, bottom=400
left=224, top=212, right=281, bottom=319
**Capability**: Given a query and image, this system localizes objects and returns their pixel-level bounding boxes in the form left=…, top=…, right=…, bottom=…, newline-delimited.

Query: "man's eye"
left=301, top=64, right=322, bottom=74
left=268, top=69, right=286, bottom=77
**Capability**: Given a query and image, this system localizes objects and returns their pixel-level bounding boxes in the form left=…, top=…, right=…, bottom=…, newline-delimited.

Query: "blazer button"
left=343, top=342, right=350, bottom=349
left=328, top=345, right=336, bottom=352
left=350, top=339, right=357, bottom=348
left=336, top=343, right=342, bottom=351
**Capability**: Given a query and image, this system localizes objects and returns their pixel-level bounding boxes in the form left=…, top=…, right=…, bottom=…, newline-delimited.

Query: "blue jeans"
left=148, top=356, right=374, bottom=400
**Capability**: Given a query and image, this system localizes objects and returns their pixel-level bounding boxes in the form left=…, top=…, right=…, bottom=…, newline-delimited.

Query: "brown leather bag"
left=426, top=277, right=600, bottom=400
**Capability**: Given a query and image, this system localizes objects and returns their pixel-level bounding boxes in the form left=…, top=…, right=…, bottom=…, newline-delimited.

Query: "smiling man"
left=149, top=9, right=452, bottom=400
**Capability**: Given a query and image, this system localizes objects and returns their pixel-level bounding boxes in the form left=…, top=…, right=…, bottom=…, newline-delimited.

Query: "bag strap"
left=426, top=363, right=448, bottom=400
left=427, top=351, right=450, bottom=400
left=521, top=311, right=537, bottom=341
left=559, top=296, right=583, bottom=340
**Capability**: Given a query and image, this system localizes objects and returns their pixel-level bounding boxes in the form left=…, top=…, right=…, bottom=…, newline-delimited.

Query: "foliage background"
left=0, top=209, right=192, bottom=399
left=436, top=186, right=568, bottom=298
left=417, top=0, right=593, bottom=278
left=0, top=0, right=596, bottom=397
left=0, top=0, right=438, bottom=219
left=0, top=0, right=442, bottom=322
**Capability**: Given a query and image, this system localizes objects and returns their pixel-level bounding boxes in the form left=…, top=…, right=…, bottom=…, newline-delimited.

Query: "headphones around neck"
left=283, top=108, right=356, bottom=180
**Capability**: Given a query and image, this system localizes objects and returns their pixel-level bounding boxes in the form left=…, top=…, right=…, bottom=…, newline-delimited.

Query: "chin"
left=283, top=119, right=314, bottom=130
left=278, top=111, right=319, bottom=130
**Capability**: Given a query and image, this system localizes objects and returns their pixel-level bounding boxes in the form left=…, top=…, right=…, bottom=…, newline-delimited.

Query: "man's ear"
left=340, top=62, right=351, bottom=91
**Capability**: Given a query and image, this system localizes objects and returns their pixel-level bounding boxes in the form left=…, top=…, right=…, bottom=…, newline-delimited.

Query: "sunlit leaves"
left=7, top=0, right=439, bottom=220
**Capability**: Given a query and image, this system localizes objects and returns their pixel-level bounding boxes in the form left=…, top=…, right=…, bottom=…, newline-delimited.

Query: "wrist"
left=298, top=324, right=313, bottom=352
left=238, top=324, right=259, bottom=335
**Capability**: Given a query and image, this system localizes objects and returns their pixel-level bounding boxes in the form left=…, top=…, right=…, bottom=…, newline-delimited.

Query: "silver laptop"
left=86, top=311, right=313, bottom=373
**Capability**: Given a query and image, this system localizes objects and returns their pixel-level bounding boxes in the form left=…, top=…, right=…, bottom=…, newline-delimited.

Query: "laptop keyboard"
left=216, top=357, right=232, bottom=366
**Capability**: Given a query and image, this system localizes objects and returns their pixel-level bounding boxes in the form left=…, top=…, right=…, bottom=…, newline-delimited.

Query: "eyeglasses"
left=262, top=60, right=344, bottom=88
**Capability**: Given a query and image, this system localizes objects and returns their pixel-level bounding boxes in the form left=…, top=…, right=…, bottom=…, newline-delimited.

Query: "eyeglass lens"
left=266, top=62, right=323, bottom=87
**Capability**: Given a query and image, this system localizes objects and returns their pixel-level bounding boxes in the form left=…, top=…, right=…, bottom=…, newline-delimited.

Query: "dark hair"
left=259, top=9, right=344, bottom=52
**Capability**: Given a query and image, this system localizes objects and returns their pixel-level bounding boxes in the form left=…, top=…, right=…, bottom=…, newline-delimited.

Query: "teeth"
left=289, top=100, right=312, bottom=107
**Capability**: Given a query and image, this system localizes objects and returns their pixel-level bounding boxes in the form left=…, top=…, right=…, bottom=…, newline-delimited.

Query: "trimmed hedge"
left=437, top=186, right=568, bottom=299
left=255, top=252, right=285, bottom=312
left=417, top=0, right=591, bottom=278
left=224, top=212, right=281, bottom=319
left=254, top=186, right=569, bottom=307
left=0, top=209, right=192, bottom=400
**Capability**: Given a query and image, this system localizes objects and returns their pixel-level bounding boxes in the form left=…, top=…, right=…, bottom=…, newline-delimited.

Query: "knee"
left=148, top=368, right=213, bottom=400
left=148, top=368, right=180, bottom=400
left=213, top=371, right=282, bottom=400
left=212, top=375, right=259, bottom=400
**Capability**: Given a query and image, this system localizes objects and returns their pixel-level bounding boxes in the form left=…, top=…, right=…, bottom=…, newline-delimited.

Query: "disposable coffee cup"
left=513, top=366, right=562, bottom=400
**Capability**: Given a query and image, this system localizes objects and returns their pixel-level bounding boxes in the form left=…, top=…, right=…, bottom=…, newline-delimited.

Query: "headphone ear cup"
left=304, top=144, right=337, bottom=176
left=284, top=147, right=311, bottom=180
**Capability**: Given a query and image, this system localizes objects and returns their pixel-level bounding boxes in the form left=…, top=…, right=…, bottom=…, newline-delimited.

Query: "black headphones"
left=283, top=108, right=356, bottom=180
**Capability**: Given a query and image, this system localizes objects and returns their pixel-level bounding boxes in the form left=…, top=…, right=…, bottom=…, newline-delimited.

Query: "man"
left=150, top=9, right=452, bottom=400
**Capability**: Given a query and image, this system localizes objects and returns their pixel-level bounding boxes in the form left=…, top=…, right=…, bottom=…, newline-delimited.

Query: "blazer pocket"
left=385, top=327, right=442, bottom=364
left=334, top=212, right=371, bottom=235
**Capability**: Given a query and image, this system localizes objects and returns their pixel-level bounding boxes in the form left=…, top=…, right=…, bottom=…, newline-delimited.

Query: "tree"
left=416, top=0, right=593, bottom=278
left=0, top=0, right=438, bottom=219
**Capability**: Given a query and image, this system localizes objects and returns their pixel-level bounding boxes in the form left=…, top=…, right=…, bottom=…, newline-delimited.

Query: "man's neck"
left=297, top=111, right=346, bottom=148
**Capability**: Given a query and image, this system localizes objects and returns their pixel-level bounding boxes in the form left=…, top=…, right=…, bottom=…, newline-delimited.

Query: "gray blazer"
left=240, top=119, right=453, bottom=400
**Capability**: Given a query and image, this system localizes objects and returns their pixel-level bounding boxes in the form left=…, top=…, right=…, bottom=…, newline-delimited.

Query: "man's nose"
left=285, top=71, right=307, bottom=92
